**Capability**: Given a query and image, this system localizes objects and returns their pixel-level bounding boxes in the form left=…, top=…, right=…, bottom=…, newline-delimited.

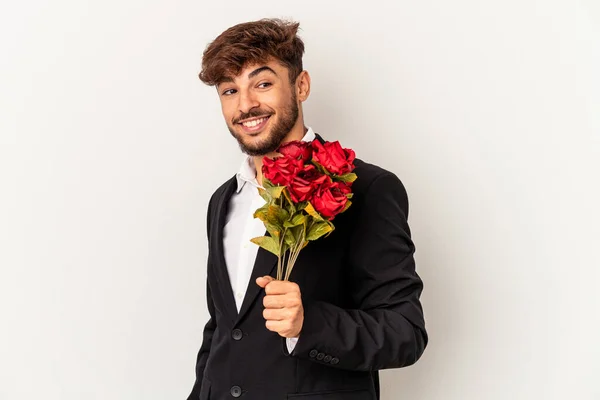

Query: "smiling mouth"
left=238, top=115, right=271, bottom=133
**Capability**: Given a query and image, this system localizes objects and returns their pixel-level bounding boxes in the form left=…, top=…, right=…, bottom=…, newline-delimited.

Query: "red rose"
left=311, top=180, right=351, bottom=220
left=287, top=164, right=330, bottom=203
left=278, top=140, right=313, bottom=163
left=311, top=140, right=356, bottom=176
left=262, top=156, right=303, bottom=186
left=334, top=181, right=352, bottom=196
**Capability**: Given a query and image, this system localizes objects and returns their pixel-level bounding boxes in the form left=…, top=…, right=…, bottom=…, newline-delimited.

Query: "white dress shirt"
left=223, top=127, right=316, bottom=354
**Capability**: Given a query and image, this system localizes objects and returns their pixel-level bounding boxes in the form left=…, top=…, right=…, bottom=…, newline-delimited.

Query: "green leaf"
left=254, top=204, right=284, bottom=237
left=262, top=177, right=274, bottom=189
left=282, top=188, right=296, bottom=213
left=341, top=199, right=352, bottom=213
left=304, top=202, right=324, bottom=221
left=267, top=185, right=285, bottom=199
left=284, top=228, right=296, bottom=247
left=336, top=172, right=357, bottom=183
left=264, top=222, right=282, bottom=238
left=311, top=160, right=331, bottom=176
left=250, top=236, right=280, bottom=256
left=306, top=221, right=334, bottom=241
left=253, top=205, right=269, bottom=221
left=257, top=187, right=271, bottom=202
left=296, top=201, right=308, bottom=211
left=267, top=204, right=289, bottom=225
left=324, top=226, right=335, bottom=238
left=283, top=213, right=306, bottom=228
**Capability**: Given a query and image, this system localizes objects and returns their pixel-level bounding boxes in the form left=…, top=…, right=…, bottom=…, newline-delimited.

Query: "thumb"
left=256, top=275, right=275, bottom=288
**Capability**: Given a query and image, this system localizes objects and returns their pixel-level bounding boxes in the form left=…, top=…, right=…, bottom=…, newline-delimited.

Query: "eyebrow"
left=248, top=66, right=278, bottom=79
left=217, top=66, right=278, bottom=87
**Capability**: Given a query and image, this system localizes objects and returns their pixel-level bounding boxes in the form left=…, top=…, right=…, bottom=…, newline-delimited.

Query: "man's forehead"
left=219, top=60, right=284, bottom=83
left=241, top=58, right=281, bottom=72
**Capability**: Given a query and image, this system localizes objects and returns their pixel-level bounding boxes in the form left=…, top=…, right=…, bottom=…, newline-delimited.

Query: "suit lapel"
left=235, top=245, right=277, bottom=324
left=212, top=175, right=278, bottom=325
left=313, top=132, right=326, bottom=147
left=212, top=176, right=239, bottom=324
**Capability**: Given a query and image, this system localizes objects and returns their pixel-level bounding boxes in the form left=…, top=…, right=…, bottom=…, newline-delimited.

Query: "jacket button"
left=309, top=349, right=318, bottom=358
left=230, top=385, right=242, bottom=397
left=231, top=329, right=243, bottom=341
left=331, top=357, right=339, bottom=365
left=324, top=355, right=332, bottom=363
left=317, top=352, right=325, bottom=360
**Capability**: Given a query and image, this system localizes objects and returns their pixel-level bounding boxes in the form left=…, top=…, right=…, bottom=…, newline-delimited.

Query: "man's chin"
left=228, top=117, right=291, bottom=156
left=237, top=137, right=277, bottom=157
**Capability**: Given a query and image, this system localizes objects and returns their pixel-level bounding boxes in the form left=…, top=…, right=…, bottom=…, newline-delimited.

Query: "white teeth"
left=242, top=117, right=266, bottom=127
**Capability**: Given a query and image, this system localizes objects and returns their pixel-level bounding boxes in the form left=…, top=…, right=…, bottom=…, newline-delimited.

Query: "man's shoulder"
left=352, top=158, right=406, bottom=195
left=213, top=175, right=236, bottom=195
left=207, top=174, right=236, bottom=209
left=347, top=158, right=410, bottom=218
left=314, top=132, right=404, bottom=189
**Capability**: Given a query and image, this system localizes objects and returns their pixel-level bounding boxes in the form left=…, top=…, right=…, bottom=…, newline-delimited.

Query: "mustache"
left=232, top=109, right=272, bottom=124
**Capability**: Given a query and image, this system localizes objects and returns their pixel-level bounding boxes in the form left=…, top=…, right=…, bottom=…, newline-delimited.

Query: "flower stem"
left=276, top=195, right=286, bottom=280
left=285, top=224, right=306, bottom=281
left=277, top=227, right=286, bottom=280
left=284, top=244, right=292, bottom=280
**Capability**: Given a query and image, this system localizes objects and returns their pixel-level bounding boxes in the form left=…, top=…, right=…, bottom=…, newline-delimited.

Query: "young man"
left=188, top=18, right=427, bottom=400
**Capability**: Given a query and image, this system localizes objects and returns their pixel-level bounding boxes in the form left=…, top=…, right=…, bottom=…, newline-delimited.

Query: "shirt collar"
left=235, top=126, right=316, bottom=193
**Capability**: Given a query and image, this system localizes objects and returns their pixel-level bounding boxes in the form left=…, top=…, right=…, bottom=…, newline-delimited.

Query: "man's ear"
left=296, top=70, right=311, bottom=102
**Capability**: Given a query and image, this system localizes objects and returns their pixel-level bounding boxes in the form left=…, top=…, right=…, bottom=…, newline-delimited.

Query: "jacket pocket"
left=199, top=376, right=211, bottom=400
left=287, top=388, right=372, bottom=399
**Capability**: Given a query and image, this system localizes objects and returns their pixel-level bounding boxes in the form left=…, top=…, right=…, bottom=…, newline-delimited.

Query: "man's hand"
left=256, top=276, right=304, bottom=338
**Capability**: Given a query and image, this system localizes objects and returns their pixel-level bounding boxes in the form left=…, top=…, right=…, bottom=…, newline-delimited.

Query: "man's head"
left=199, top=18, right=310, bottom=156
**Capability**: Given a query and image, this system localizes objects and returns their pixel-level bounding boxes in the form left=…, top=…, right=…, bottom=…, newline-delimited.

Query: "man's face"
left=217, top=60, right=299, bottom=156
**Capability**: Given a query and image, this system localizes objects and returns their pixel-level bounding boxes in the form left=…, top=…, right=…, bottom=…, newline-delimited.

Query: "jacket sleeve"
left=290, top=171, right=428, bottom=371
left=187, top=196, right=217, bottom=399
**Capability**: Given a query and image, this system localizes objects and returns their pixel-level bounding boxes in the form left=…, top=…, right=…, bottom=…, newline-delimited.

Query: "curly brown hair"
left=199, top=18, right=305, bottom=86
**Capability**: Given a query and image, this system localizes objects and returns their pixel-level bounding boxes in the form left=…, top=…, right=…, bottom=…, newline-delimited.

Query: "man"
left=188, top=18, right=427, bottom=400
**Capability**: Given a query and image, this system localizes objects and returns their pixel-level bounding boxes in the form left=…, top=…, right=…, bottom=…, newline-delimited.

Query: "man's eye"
left=222, top=89, right=236, bottom=96
left=258, top=82, right=272, bottom=89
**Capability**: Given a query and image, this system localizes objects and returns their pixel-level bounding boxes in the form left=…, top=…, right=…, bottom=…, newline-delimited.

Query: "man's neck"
left=253, top=125, right=308, bottom=187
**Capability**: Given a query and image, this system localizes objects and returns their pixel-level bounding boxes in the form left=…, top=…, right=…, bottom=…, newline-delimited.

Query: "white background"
left=1, top=1, right=599, bottom=399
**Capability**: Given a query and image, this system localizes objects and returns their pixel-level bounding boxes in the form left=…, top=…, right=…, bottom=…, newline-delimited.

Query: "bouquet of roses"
left=251, top=139, right=357, bottom=281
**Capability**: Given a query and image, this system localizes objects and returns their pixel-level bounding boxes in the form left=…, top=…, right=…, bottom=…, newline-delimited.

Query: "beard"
left=227, top=91, right=299, bottom=157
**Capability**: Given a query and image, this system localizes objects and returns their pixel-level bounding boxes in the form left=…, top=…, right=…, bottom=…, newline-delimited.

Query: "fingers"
left=256, top=275, right=275, bottom=288
left=263, top=294, right=301, bottom=309
left=265, top=320, right=295, bottom=337
left=256, top=276, right=300, bottom=295
left=263, top=294, right=285, bottom=308
left=263, top=280, right=300, bottom=295
left=258, top=277, right=304, bottom=338
left=262, top=307, right=291, bottom=321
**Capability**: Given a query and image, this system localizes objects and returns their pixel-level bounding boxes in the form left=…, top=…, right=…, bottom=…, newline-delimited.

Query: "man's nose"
left=238, top=90, right=259, bottom=114
left=238, top=90, right=260, bottom=114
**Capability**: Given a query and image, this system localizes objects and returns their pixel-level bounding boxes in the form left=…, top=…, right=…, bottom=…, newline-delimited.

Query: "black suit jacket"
left=188, top=134, right=427, bottom=400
